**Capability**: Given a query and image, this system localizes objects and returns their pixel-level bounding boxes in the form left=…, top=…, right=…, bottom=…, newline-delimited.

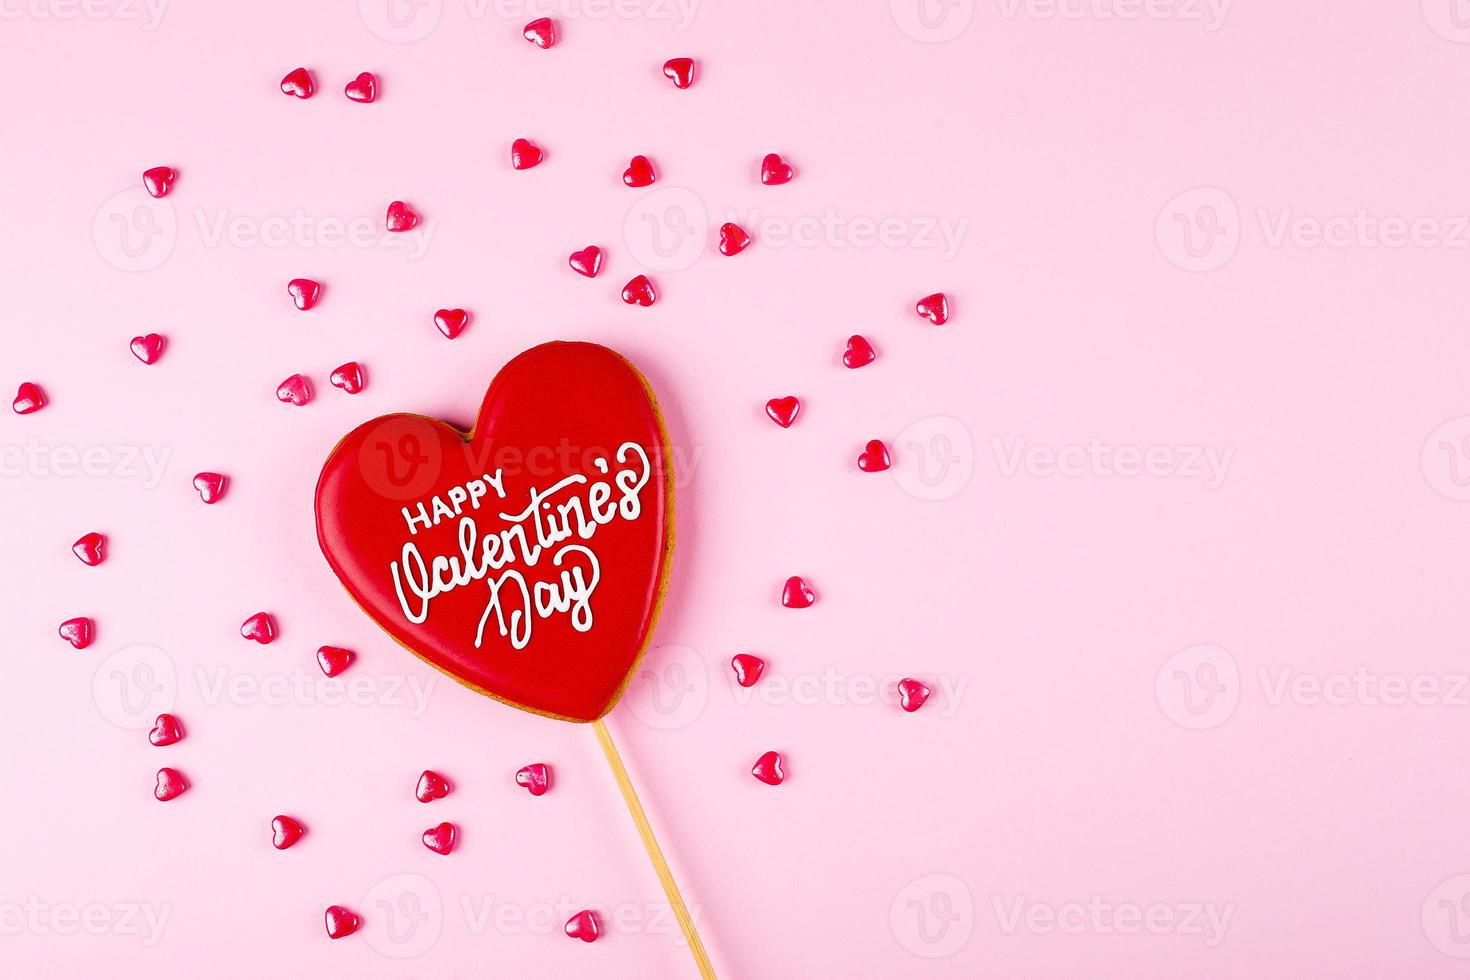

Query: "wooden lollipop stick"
left=592, top=718, right=717, bottom=980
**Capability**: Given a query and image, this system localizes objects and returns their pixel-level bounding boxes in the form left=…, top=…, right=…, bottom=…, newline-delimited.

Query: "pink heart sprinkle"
left=149, top=713, right=184, bottom=746
left=192, top=472, right=227, bottom=504
left=344, top=72, right=377, bottom=103
left=423, top=822, right=458, bottom=855
left=58, top=617, right=94, bottom=650
left=897, top=678, right=932, bottom=712
left=434, top=308, right=470, bottom=340
left=287, top=278, right=322, bottom=311
left=276, top=374, right=312, bottom=406
left=915, top=292, right=950, bottom=325
left=731, top=654, right=766, bottom=687
left=761, top=152, right=794, bottom=185
left=511, top=138, right=544, bottom=170
left=523, top=16, right=556, bottom=48
left=568, top=245, right=603, bottom=278
left=240, top=612, right=276, bottom=644
left=142, top=166, right=177, bottom=198
left=564, top=910, right=601, bottom=943
left=272, top=815, right=305, bottom=850
left=316, top=646, right=354, bottom=678
left=154, top=767, right=188, bottom=801
left=621, top=274, right=656, bottom=306
left=858, top=439, right=891, bottom=473
left=416, top=770, right=451, bottom=802
left=280, top=67, right=314, bottom=99
left=843, top=335, right=876, bottom=369
left=385, top=200, right=419, bottom=232
left=781, top=576, right=815, bottom=609
left=623, top=154, right=656, bottom=188
left=130, top=333, right=166, bottom=364
left=13, top=382, right=46, bottom=415
left=765, top=396, right=800, bottom=428
left=515, top=763, right=551, bottom=797
left=329, top=362, right=366, bottom=394
left=324, top=906, right=359, bottom=939
left=73, top=532, right=106, bottom=566
left=718, top=222, right=751, bottom=256
left=662, top=57, right=695, bottom=89
left=752, top=751, right=785, bottom=786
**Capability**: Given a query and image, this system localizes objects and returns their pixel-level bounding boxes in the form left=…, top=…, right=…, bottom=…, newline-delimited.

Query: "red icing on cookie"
left=315, top=342, right=674, bottom=723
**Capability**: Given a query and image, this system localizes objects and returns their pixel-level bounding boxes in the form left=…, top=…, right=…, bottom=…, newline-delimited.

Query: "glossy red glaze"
left=240, top=611, right=277, bottom=644
left=280, top=67, right=314, bottom=99
left=330, top=362, right=366, bottom=394
left=915, top=292, right=949, bottom=325
left=149, top=713, right=184, bottom=746
left=58, top=617, right=94, bottom=649
left=415, top=770, right=451, bottom=802
left=142, top=167, right=176, bottom=198
left=272, top=815, right=305, bottom=849
left=765, top=396, right=800, bottom=428
left=344, top=72, right=377, bottom=103
left=662, top=57, right=695, bottom=88
left=781, top=576, right=815, bottom=609
left=858, top=439, right=891, bottom=472
left=130, top=333, right=165, bottom=364
left=315, top=343, right=673, bottom=722
left=434, top=308, right=470, bottom=340
left=511, top=138, right=543, bottom=170
left=731, top=653, right=765, bottom=687
left=760, top=152, right=794, bottom=185
left=423, top=822, right=457, bottom=855
left=718, top=222, right=751, bottom=256
left=515, top=763, right=550, bottom=796
left=568, top=245, right=603, bottom=278
left=752, top=750, right=785, bottom=785
left=73, top=532, right=105, bottom=566
left=843, top=335, right=875, bottom=369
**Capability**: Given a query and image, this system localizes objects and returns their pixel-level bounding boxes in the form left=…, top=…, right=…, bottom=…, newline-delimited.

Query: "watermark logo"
left=0, top=440, right=171, bottom=488
left=890, top=873, right=975, bottom=958
left=995, top=0, right=1230, bottom=31
left=1155, top=644, right=1238, bottom=730
left=891, top=416, right=975, bottom=501
left=1422, top=417, right=1470, bottom=501
left=891, top=0, right=975, bottom=42
left=730, top=669, right=970, bottom=718
left=0, top=0, right=169, bottom=29
left=193, top=665, right=436, bottom=717
left=93, top=187, right=176, bottom=273
left=1156, top=187, right=1239, bottom=272
left=0, top=899, right=171, bottom=945
left=624, top=187, right=708, bottom=272
left=359, top=0, right=443, bottom=41
left=1424, top=874, right=1470, bottom=957
left=193, top=209, right=437, bottom=259
left=992, top=437, right=1234, bottom=489
left=992, top=895, right=1233, bottom=946
left=623, top=644, right=708, bottom=730
left=1422, top=0, right=1470, bottom=43
left=719, top=208, right=968, bottom=260
left=92, top=645, right=176, bottom=730
left=363, top=874, right=443, bottom=958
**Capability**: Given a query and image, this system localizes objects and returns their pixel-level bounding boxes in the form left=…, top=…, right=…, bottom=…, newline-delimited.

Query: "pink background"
left=6, top=0, right=1470, bottom=976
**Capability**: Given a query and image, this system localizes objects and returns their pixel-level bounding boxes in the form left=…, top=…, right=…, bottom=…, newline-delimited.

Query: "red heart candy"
left=154, top=767, right=188, bottom=801
left=523, top=17, right=556, bottom=48
left=240, top=611, right=277, bottom=644
left=751, top=750, right=785, bottom=786
left=13, top=382, right=45, bottom=415
left=193, top=472, right=227, bottom=504
left=277, top=374, right=312, bottom=406
left=416, top=770, right=451, bottom=802
left=781, top=576, right=815, bottom=609
left=621, top=274, right=656, bottom=306
left=280, top=67, right=314, bottom=99
left=718, top=222, right=751, bottom=256
left=765, top=396, right=800, bottom=428
left=73, top=532, right=106, bottom=566
left=58, top=617, right=94, bottom=650
left=761, top=152, right=794, bottom=185
left=130, top=333, right=165, bottom=364
left=330, top=362, right=366, bottom=394
left=623, top=155, right=656, bottom=188
left=731, top=654, right=765, bottom=687
left=511, top=138, right=544, bottom=170
left=324, top=906, right=360, bottom=939
left=149, top=713, right=184, bottom=746
left=385, top=200, right=419, bottom=232
left=142, top=166, right=176, bottom=199
left=316, top=645, right=354, bottom=677
left=423, top=822, right=458, bottom=855
left=897, top=677, right=931, bottom=712
left=272, top=815, right=305, bottom=850
left=843, top=335, right=875, bottom=369
left=315, top=343, right=673, bottom=723
left=662, top=57, right=695, bottom=89
left=568, top=245, right=603, bottom=278
left=287, top=278, right=322, bottom=311
left=515, top=763, right=551, bottom=796
left=858, top=439, right=891, bottom=473
left=915, top=292, right=949, bottom=325
left=565, top=910, right=600, bottom=943
left=344, top=72, right=377, bottom=103
left=434, top=308, right=470, bottom=340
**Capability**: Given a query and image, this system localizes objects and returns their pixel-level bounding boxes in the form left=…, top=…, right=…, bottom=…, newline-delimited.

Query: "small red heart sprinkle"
left=897, top=678, right=932, bottom=712
left=718, top=222, right=751, bottom=256
left=858, top=439, right=891, bottom=472
left=915, top=292, right=950, bottom=325
left=423, top=822, right=458, bottom=855
left=568, top=245, right=603, bottom=278
left=13, top=382, right=45, bottom=415
left=149, top=713, right=184, bottom=746
left=564, top=910, right=600, bottom=943
left=523, top=17, right=556, bottom=48
left=663, top=57, right=695, bottom=89
left=192, top=472, right=227, bottom=504
left=73, top=532, right=106, bottom=566
left=781, top=576, right=815, bottom=609
left=416, top=770, right=451, bottom=802
left=515, top=763, right=551, bottom=796
left=761, top=152, right=794, bottom=185
left=434, top=308, right=470, bottom=340
left=280, top=67, right=314, bottom=99
left=130, top=333, right=165, bottom=364
left=316, top=645, right=354, bottom=678
left=623, top=155, right=656, bottom=188
left=843, top=335, right=876, bottom=369
left=287, top=278, right=322, bottom=311
left=511, top=138, right=544, bottom=170
left=765, top=396, right=800, bottom=428
left=154, top=767, right=188, bottom=801
left=272, top=815, right=305, bottom=850
left=324, top=906, right=360, bottom=940
left=385, top=200, right=419, bottom=232
left=277, top=374, right=312, bottom=406
left=752, top=750, right=785, bottom=786
left=142, top=166, right=177, bottom=199
left=58, top=617, right=94, bottom=650
left=622, top=274, right=656, bottom=306
left=330, top=362, right=365, bottom=394
left=344, top=72, right=377, bottom=103
left=240, top=612, right=277, bottom=644
left=731, top=654, right=765, bottom=687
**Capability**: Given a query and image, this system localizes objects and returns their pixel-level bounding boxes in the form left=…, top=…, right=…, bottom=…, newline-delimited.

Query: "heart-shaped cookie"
left=315, top=342, right=674, bottom=722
